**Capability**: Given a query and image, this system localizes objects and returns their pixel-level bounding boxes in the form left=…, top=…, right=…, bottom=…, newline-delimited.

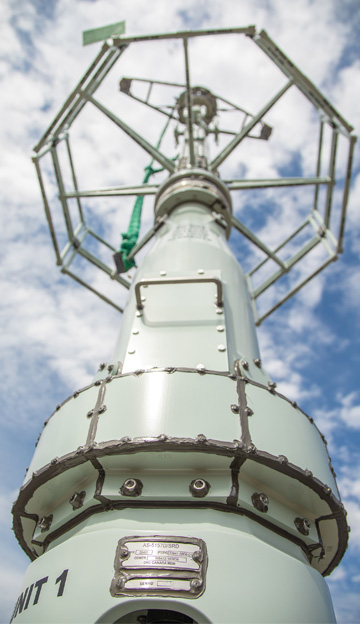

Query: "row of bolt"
left=37, top=482, right=311, bottom=538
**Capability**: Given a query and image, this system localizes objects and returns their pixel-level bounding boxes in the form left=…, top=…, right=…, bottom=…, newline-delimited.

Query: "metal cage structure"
left=32, top=26, right=356, bottom=324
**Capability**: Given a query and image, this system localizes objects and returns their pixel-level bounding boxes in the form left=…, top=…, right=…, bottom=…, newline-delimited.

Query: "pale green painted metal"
left=82, top=21, right=125, bottom=46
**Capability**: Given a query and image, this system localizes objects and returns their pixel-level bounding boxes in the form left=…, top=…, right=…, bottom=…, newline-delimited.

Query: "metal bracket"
left=135, top=276, right=224, bottom=310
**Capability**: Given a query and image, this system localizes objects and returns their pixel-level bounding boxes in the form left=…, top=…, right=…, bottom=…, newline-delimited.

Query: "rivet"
left=268, top=381, right=277, bottom=392
left=251, top=492, right=269, bottom=513
left=198, top=269, right=204, bottom=274
left=197, top=364, right=206, bottom=373
left=141, top=296, right=146, bottom=302
left=245, top=407, right=254, bottom=416
left=120, top=478, right=143, bottom=497
left=136, top=311, right=141, bottom=317
left=189, top=478, right=210, bottom=498
left=217, top=325, right=225, bottom=332
left=253, top=358, right=261, bottom=368
left=231, top=404, right=239, bottom=414
left=86, top=410, right=94, bottom=419
left=99, top=363, right=106, bottom=371
left=294, top=517, right=311, bottom=536
left=128, top=349, right=135, bottom=354
left=218, top=344, right=226, bottom=352
left=132, top=329, right=139, bottom=335
left=160, top=270, right=166, bottom=276
left=215, top=307, right=223, bottom=314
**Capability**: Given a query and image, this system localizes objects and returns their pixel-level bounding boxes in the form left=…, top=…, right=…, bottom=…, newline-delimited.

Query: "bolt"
left=251, top=492, right=269, bottom=513
left=241, top=360, right=249, bottom=370
left=69, top=490, right=86, bottom=510
left=231, top=404, right=239, bottom=414
left=189, top=478, right=210, bottom=498
left=197, top=364, right=206, bottom=373
left=245, top=407, right=254, bottom=416
left=215, top=307, right=223, bottom=314
left=120, top=478, right=143, bottom=497
left=99, top=363, right=106, bottom=371
left=268, top=381, right=277, bottom=392
left=294, top=517, right=311, bottom=536
left=38, top=515, right=53, bottom=532
left=87, top=410, right=94, bottom=418
left=253, top=358, right=261, bottom=368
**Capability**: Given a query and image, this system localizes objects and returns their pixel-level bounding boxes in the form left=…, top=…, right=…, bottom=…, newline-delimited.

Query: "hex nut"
left=294, top=517, right=311, bottom=536
left=189, top=478, right=210, bottom=498
left=251, top=492, right=269, bottom=513
left=38, top=515, right=53, bottom=533
left=69, top=490, right=86, bottom=510
left=120, top=478, right=143, bottom=497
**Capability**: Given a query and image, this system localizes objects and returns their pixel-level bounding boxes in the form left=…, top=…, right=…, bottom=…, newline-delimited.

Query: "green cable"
left=115, top=112, right=174, bottom=273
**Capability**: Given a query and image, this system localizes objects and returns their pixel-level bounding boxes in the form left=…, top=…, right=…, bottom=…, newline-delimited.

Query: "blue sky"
left=1, top=0, right=360, bottom=622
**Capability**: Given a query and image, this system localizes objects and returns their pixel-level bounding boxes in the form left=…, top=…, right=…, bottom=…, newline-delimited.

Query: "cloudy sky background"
left=1, top=0, right=360, bottom=622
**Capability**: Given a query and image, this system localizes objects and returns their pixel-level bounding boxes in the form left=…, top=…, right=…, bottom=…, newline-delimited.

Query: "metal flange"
left=154, top=169, right=233, bottom=238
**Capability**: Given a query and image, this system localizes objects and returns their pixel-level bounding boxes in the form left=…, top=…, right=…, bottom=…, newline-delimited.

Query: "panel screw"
left=251, top=492, right=269, bottom=513
left=189, top=478, right=210, bottom=498
left=294, top=517, right=311, bottom=536
left=69, top=490, right=86, bottom=510
left=231, top=404, right=239, bottom=414
left=116, top=577, right=125, bottom=589
left=132, top=329, right=139, bottom=335
left=160, top=270, right=167, bottom=276
left=192, top=550, right=203, bottom=563
left=38, top=515, right=53, bottom=532
left=218, top=344, right=226, bottom=352
left=119, top=547, right=129, bottom=559
left=253, top=358, right=261, bottom=368
left=190, top=579, right=202, bottom=593
left=217, top=325, right=225, bottom=332
left=198, top=269, right=204, bottom=274
left=120, top=478, right=143, bottom=497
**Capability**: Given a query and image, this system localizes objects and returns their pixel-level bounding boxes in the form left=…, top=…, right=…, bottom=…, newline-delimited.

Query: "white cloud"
left=1, top=0, right=359, bottom=622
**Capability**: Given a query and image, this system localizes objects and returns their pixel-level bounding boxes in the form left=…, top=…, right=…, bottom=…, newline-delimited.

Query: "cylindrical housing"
left=12, top=181, right=347, bottom=623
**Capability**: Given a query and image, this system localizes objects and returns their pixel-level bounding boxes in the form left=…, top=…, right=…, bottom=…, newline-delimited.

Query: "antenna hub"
left=176, top=86, right=217, bottom=125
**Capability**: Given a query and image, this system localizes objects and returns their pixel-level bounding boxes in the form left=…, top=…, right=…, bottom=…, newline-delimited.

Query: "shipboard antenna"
left=12, top=24, right=356, bottom=623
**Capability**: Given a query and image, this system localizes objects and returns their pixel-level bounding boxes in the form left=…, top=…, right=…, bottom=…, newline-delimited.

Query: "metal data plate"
left=111, top=535, right=207, bottom=599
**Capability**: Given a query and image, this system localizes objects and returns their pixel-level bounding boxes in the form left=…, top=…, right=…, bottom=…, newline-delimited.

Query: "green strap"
left=119, top=165, right=157, bottom=271
left=117, top=113, right=174, bottom=272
